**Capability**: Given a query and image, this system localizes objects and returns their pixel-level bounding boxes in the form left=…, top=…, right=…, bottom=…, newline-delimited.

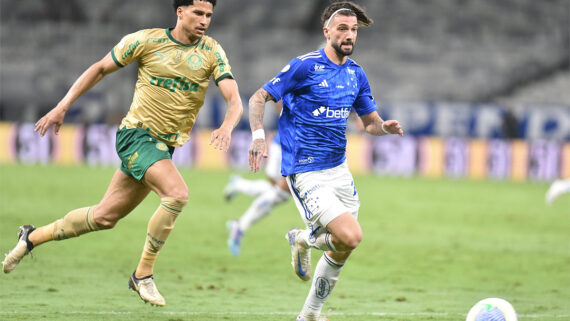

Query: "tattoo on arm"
left=249, top=88, right=271, bottom=130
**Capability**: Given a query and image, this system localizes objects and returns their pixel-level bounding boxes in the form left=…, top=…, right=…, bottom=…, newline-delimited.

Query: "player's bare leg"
left=128, top=159, right=188, bottom=306
left=3, top=170, right=150, bottom=274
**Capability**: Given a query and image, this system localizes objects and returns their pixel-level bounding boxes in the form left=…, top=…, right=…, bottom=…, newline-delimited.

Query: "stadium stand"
left=1, top=0, right=568, bottom=123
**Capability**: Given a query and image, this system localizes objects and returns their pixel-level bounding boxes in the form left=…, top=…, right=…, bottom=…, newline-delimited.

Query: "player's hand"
left=34, top=106, right=67, bottom=136
left=383, top=120, right=404, bottom=137
left=210, top=125, right=232, bottom=152
left=248, top=139, right=267, bottom=172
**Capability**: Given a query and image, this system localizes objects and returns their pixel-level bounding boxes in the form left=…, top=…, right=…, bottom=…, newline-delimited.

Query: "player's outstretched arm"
left=248, top=88, right=273, bottom=172
left=35, top=52, right=121, bottom=136
left=360, top=111, right=404, bottom=137
left=210, top=78, right=244, bottom=152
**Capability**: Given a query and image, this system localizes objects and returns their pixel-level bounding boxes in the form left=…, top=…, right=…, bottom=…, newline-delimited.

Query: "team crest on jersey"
left=156, top=142, right=168, bottom=151
left=187, top=54, right=203, bottom=70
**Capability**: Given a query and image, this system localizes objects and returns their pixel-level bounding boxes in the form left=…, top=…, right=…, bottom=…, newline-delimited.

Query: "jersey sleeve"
left=262, top=58, right=308, bottom=102
left=352, top=68, right=378, bottom=116
left=111, top=30, right=147, bottom=67
left=212, top=42, right=234, bottom=85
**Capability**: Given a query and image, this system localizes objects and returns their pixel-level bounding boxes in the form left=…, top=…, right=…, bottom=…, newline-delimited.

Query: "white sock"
left=234, top=177, right=272, bottom=197
left=298, top=228, right=337, bottom=252
left=238, top=185, right=290, bottom=232
left=301, top=253, right=344, bottom=318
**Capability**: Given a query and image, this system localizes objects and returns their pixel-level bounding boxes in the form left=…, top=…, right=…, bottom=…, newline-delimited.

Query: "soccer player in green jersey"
left=2, top=0, right=243, bottom=307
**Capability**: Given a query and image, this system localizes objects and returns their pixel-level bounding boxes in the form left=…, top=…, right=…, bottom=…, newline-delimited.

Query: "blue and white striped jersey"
left=262, top=48, right=377, bottom=176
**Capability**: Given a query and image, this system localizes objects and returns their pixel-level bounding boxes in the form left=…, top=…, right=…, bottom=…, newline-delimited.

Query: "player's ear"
left=323, top=27, right=330, bottom=40
left=177, top=7, right=184, bottom=20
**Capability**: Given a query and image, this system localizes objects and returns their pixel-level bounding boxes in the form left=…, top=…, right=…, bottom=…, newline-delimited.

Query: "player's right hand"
left=248, top=138, right=268, bottom=172
left=35, top=106, right=66, bottom=136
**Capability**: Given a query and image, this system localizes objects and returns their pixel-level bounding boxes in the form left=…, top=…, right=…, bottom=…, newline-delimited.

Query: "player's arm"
left=248, top=87, right=274, bottom=172
left=360, top=111, right=404, bottom=137
left=35, top=52, right=121, bottom=136
left=210, top=78, right=244, bottom=152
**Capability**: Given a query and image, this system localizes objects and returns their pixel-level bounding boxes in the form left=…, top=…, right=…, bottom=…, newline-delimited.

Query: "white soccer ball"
left=465, top=298, right=518, bottom=321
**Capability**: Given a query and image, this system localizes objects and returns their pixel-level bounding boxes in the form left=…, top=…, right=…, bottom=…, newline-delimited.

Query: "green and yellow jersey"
left=111, top=28, right=233, bottom=147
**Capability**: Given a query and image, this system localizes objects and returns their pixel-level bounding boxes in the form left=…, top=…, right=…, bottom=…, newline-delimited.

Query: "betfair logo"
left=150, top=76, right=199, bottom=93
left=312, top=106, right=350, bottom=119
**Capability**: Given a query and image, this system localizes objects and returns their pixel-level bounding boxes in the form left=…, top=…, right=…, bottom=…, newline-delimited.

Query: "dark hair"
left=173, top=0, right=217, bottom=11
left=321, top=1, right=373, bottom=27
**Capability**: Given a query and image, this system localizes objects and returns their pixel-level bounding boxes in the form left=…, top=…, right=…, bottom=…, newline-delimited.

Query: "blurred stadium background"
left=1, top=2, right=569, bottom=320
left=0, top=0, right=569, bottom=178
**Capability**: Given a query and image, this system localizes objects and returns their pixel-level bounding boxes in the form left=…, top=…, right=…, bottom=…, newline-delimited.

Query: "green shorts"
left=115, top=127, right=175, bottom=181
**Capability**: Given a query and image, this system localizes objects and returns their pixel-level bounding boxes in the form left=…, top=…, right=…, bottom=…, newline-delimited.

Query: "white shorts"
left=286, top=161, right=360, bottom=230
left=265, top=140, right=283, bottom=181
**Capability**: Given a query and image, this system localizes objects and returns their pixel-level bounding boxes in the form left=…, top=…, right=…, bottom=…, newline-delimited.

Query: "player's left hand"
left=210, top=125, right=232, bottom=152
left=248, top=138, right=267, bottom=172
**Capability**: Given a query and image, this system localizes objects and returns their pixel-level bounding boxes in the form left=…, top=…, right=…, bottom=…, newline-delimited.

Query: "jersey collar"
left=166, top=28, right=202, bottom=47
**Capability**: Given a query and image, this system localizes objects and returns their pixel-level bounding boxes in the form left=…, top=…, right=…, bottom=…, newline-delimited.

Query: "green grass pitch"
left=0, top=164, right=568, bottom=321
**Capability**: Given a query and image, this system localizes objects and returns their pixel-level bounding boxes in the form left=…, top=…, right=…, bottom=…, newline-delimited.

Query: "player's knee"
left=93, top=213, right=119, bottom=230
left=164, top=186, right=189, bottom=203
left=342, top=230, right=362, bottom=250
left=160, top=196, right=188, bottom=214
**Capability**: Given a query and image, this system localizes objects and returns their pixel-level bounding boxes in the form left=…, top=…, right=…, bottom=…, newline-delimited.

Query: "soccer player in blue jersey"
left=248, top=2, right=403, bottom=320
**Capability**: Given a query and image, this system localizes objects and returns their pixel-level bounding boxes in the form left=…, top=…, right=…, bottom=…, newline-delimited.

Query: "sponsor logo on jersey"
left=150, top=76, right=199, bottom=93
left=271, top=77, right=281, bottom=85
left=312, top=106, right=326, bottom=116
left=281, top=64, right=290, bottom=72
left=298, top=156, right=314, bottom=164
left=318, top=80, right=329, bottom=87
left=214, top=52, right=226, bottom=72
left=199, top=42, right=212, bottom=51
left=312, top=106, right=350, bottom=119
left=147, top=37, right=169, bottom=44
left=314, top=64, right=325, bottom=71
left=121, top=41, right=141, bottom=60
left=347, top=67, right=355, bottom=75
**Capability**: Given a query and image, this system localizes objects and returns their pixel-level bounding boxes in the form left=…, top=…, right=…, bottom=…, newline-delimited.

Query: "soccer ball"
left=465, top=298, right=518, bottom=321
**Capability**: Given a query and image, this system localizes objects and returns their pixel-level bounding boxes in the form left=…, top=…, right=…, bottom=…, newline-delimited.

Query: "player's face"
left=177, top=1, right=214, bottom=41
left=325, top=15, right=358, bottom=56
